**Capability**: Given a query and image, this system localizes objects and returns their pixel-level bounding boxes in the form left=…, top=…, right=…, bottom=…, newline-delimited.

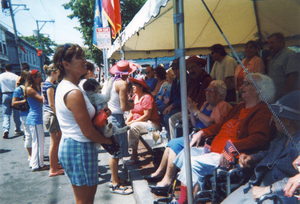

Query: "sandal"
left=108, top=179, right=131, bottom=188
left=110, top=184, right=133, bottom=195
left=125, top=158, right=139, bottom=166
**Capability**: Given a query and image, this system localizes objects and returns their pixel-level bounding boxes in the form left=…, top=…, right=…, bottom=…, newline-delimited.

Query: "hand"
left=104, top=107, right=111, bottom=117
left=190, top=130, right=203, bottom=147
left=219, top=154, right=230, bottom=168
left=187, top=97, right=198, bottom=113
left=163, top=96, right=169, bottom=105
left=284, top=174, right=300, bottom=198
left=163, top=105, right=173, bottom=115
left=252, top=186, right=271, bottom=200
left=293, top=156, right=300, bottom=171
left=126, top=120, right=134, bottom=126
left=157, top=95, right=163, bottom=100
left=239, top=153, right=254, bottom=168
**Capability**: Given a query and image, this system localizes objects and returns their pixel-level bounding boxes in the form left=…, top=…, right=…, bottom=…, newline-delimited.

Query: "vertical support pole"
left=173, top=0, right=193, bottom=203
left=8, top=0, right=22, bottom=72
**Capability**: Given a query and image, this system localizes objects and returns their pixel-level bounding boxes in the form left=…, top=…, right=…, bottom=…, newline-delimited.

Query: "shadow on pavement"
left=0, top=149, right=11, bottom=154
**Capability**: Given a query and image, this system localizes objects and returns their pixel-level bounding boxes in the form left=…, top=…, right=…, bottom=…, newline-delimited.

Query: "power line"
left=39, top=0, right=55, bottom=20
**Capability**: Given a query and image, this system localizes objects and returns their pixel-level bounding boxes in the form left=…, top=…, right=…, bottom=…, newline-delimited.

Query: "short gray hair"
left=246, top=73, right=275, bottom=103
left=210, top=80, right=227, bottom=101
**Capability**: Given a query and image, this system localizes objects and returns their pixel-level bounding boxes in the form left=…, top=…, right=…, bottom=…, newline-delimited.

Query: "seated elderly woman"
left=172, top=73, right=276, bottom=204
left=222, top=90, right=300, bottom=204
left=125, top=77, right=160, bottom=165
left=147, top=80, right=232, bottom=191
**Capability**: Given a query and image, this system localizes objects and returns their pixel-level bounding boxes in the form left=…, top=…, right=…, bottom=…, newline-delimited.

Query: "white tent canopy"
left=108, top=0, right=300, bottom=60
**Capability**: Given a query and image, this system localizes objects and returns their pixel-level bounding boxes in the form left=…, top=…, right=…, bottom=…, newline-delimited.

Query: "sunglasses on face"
left=146, top=71, right=151, bottom=74
left=205, top=88, right=215, bottom=93
left=211, top=51, right=215, bottom=55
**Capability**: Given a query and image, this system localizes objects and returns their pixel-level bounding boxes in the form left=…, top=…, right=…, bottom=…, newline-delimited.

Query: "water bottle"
left=160, top=127, right=168, bottom=145
left=147, top=121, right=153, bottom=138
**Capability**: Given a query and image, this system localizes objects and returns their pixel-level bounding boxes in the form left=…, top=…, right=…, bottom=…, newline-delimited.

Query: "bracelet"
left=194, top=110, right=200, bottom=117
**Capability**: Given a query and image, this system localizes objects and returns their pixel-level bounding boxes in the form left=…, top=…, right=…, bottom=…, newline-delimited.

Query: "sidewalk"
left=0, top=105, right=171, bottom=204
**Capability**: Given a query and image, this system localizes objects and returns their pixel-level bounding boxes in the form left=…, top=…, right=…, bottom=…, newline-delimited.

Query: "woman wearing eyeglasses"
left=24, top=69, right=49, bottom=172
left=54, top=44, right=111, bottom=204
left=147, top=80, right=232, bottom=190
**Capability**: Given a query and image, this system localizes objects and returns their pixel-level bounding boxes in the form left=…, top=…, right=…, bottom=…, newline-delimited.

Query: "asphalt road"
left=0, top=105, right=136, bottom=204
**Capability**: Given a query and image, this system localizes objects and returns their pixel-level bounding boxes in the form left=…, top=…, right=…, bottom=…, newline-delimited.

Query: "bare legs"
left=151, top=147, right=177, bottom=187
left=109, top=157, right=120, bottom=186
left=72, top=184, right=97, bottom=204
left=49, top=130, right=63, bottom=175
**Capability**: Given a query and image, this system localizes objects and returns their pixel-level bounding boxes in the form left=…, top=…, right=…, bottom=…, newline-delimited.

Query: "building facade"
left=0, top=23, right=40, bottom=75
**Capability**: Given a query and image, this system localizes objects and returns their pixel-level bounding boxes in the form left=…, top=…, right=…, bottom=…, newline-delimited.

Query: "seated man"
left=147, top=80, right=232, bottom=190
left=173, top=73, right=276, bottom=204
left=222, top=90, right=300, bottom=204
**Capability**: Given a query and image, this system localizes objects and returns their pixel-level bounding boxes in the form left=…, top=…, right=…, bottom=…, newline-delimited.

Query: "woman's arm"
left=12, top=97, right=26, bottom=107
left=125, top=111, right=134, bottom=125
left=26, top=87, right=43, bottom=103
left=65, top=89, right=111, bottom=144
left=127, top=109, right=152, bottom=126
left=47, top=87, right=56, bottom=113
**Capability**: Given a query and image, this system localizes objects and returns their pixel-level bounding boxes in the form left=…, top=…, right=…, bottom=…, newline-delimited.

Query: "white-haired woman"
left=147, top=80, right=232, bottom=190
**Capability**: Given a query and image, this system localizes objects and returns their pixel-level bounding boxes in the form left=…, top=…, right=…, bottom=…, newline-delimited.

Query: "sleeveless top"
left=42, top=81, right=56, bottom=113
left=26, top=90, right=43, bottom=125
left=108, top=80, right=123, bottom=114
left=195, top=103, right=213, bottom=129
left=55, top=80, right=95, bottom=142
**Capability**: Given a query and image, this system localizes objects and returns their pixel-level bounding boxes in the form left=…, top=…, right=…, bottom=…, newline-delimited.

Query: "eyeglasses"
left=146, top=71, right=151, bottom=74
left=205, top=88, right=215, bottom=93
left=211, top=51, right=215, bottom=55
left=243, top=81, right=252, bottom=86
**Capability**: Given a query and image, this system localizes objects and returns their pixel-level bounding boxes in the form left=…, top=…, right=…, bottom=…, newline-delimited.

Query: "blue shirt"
left=13, top=86, right=29, bottom=117
left=42, top=81, right=56, bottom=112
left=195, top=102, right=213, bottom=128
left=26, top=91, right=43, bottom=125
left=145, top=77, right=158, bottom=92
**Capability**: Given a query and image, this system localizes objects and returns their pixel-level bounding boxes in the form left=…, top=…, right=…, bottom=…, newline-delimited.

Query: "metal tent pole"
left=174, top=0, right=193, bottom=203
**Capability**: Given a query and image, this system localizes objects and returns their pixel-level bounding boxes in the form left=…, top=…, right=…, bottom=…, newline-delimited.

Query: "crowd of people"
left=0, top=32, right=300, bottom=204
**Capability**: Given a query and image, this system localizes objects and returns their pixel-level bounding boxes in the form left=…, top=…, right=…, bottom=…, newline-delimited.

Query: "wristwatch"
left=194, top=111, right=200, bottom=117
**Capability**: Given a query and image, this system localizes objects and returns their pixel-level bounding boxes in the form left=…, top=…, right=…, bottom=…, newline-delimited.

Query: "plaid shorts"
left=58, top=137, right=98, bottom=186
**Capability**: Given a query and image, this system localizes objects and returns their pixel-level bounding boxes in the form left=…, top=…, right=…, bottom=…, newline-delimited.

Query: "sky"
left=0, top=0, right=84, bottom=46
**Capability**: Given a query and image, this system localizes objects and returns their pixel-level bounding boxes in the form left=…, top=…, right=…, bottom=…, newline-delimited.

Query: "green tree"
left=21, top=35, right=57, bottom=65
left=63, top=0, right=146, bottom=66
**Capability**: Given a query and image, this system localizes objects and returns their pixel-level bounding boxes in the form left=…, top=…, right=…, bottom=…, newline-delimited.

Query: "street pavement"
left=0, top=105, right=137, bottom=204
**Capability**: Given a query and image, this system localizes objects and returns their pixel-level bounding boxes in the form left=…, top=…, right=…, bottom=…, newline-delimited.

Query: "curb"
left=124, top=159, right=155, bottom=204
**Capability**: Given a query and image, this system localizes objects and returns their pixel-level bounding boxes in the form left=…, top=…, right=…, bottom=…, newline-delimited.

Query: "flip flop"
left=49, top=169, right=64, bottom=177
left=110, top=184, right=133, bottom=195
left=108, top=179, right=131, bottom=188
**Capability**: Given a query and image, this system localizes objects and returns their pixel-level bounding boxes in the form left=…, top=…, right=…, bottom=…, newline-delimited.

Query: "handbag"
left=11, top=85, right=30, bottom=112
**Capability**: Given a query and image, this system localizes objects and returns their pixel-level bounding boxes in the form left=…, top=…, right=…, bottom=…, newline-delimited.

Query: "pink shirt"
left=131, top=93, right=160, bottom=126
left=234, top=56, right=265, bottom=90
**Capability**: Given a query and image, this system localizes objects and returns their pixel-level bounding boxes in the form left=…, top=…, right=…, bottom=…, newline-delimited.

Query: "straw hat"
left=129, top=77, right=150, bottom=90
left=109, top=60, right=138, bottom=75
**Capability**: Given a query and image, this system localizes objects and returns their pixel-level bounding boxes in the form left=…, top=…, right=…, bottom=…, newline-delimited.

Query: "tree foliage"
left=21, top=35, right=57, bottom=65
left=63, top=0, right=146, bottom=66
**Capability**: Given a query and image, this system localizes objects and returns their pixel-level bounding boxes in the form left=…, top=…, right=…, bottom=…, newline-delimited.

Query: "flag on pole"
left=102, top=0, right=121, bottom=39
left=93, top=0, right=104, bottom=47
left=221, top=139, right=239, bottom=162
